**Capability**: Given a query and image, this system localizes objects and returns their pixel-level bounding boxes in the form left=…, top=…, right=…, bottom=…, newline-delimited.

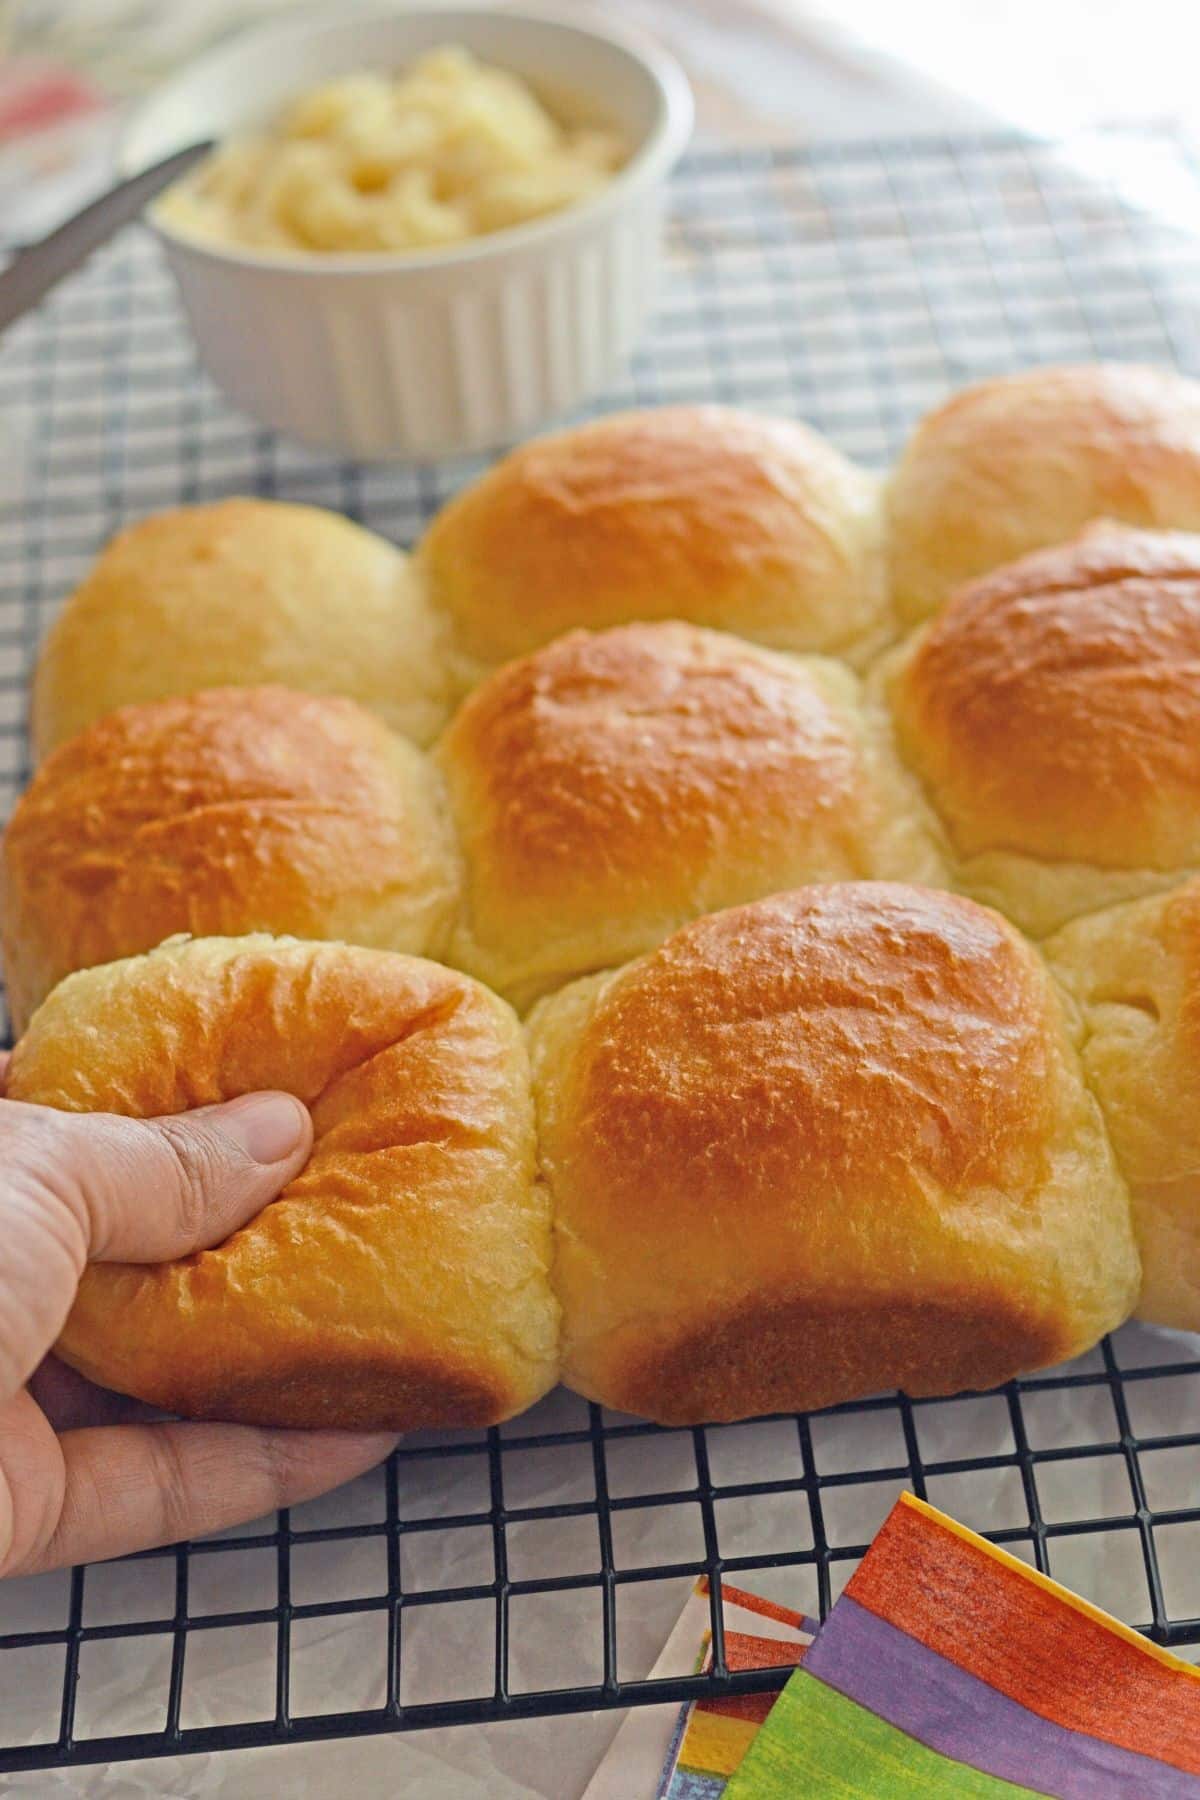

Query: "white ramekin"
left=119, top=5, right=692, bottom=461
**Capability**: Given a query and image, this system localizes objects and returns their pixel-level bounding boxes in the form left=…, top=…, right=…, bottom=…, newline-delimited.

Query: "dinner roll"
left=1, top=686, right=460, bottom=1035
left=437, top=621, right=946, bottom=1008
left=886, top=363, right=1200, bottom=625
left=418, top=407, right=889, bottom=683
left=6, top=935, right=559, bottom=1428
left=531, top=884, right=1138, bottom=1425
left=884, top=524, right=1200, bottom=938
left=1047, top=880, right=1200, bottom=1334
left=32, top=498, right=452, bottom=757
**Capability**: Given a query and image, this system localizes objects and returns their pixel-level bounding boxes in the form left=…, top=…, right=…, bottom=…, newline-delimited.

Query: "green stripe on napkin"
left=725, top=1669, right=1041, bottom=1798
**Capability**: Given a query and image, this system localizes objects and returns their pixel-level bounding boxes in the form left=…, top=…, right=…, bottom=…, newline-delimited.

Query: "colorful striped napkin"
left=725, top=1492, right=1200, bottom=1797
left=583, top=1579, right=813, bottom=1800
left=655, top=1583, right=813, bottom=1797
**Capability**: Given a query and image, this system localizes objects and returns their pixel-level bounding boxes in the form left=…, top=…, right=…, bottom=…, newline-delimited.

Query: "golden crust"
left=1, top=686, right=461, bottom=1034
left=418, top=406, right=889, bottom=680
left=32, top=498, right=453, bottom=757
left=620, top=1298, right=1064, bottom=1426
left=6, top=935, right=559, bottom=1429
left=886, top=524, right=1200, bottom=936
left=886, top=363, right=1200, bottom=624
left=1047, top=880, right=1200, bottom=1333
left=436, top=622, right=946, bottom=1007
left=530, top=883, right=1138, bottom=1425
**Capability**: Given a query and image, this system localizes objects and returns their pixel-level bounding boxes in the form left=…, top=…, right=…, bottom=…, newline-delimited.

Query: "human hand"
left=0, top=1059, right=398, bottom=1576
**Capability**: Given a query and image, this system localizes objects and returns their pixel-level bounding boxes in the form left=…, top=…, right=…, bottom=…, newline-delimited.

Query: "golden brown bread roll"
left=5, top=934, right=559, bottom=1429
left=32, top=498, right=452, bottom=757
left=418, top=406, right=889, bottom=684
left=883, top=523, right=1200, bottom=938
left=530, top=883, right=1138, bottom=1425
left=887, top=363, right=1200, bottom=624
left=1, top=686, right=461, bottom=1036
left=1047, top=880, right=1200, bottom=1334
left=436, top=621, right=946, bottom=1008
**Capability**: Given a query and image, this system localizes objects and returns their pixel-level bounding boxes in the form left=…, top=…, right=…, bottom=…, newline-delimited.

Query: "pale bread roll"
left=6, top=935, right=559, bottom=1429
left=887, top=363, right=1200, bottom=623
left=883, top=524, right=1200, bottom=937
left=1047, top=880, right=1200, bottom=1334
left=530, top=884, right=1138, bottom=1425
left=418, top=406, right=890, bottom=685
left=32, top=498, right=452, bottom=757
left=437, top=621, right=946, bottom=1008
left=2, top=686, right=461, bottom=1034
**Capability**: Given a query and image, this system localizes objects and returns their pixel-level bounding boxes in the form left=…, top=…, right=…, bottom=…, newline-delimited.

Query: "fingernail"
left=217, top=1092, right=310, bottom=1165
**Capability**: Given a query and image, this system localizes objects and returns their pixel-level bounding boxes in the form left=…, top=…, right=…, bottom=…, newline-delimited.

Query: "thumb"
left=41, top=1092, right=313, bottom=1264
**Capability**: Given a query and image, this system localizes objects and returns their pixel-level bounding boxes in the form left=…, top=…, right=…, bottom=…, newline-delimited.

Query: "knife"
left=0, top=140, right=214, bottom=336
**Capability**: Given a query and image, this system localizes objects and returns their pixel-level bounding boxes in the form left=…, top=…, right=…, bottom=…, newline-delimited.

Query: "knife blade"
left=0, top=140, right=214, bottom=336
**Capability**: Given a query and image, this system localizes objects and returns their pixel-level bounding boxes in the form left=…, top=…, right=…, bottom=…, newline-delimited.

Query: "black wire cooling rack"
left=2, top=127, right=1200, bottom=1777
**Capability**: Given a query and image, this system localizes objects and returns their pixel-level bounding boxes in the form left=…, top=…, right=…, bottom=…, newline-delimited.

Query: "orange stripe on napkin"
left=701, top=1630, right=807, bottom=1723
left=697, top=1577, right=810, bottom=1632
left=847, top=1492, right=1200, bottom=1775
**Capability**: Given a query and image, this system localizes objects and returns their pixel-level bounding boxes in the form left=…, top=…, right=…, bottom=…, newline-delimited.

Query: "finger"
left=1, top=1413, right=398, bottom=1577
left=79, top=1092, right=314, bottom=1262
left=0, top=1093, right=313, bottom=1402
left=27, top=1355, right=165, bottom=1431
left=6, top=1090, right=313, bottom=1265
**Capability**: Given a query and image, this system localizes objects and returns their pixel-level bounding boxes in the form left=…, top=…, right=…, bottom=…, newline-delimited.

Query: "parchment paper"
left=2, top=1323, right=1196, bottom=1797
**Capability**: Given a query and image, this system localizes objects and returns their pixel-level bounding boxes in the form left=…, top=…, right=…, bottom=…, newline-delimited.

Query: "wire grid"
left=2, top=127, right=1200, bottom=1773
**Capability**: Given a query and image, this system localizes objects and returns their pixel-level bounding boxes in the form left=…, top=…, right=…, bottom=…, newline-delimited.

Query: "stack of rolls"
left=8, top=361, right=1200, bottom=1433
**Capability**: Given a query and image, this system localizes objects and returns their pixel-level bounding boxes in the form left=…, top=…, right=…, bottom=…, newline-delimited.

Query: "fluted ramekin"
left=119, top=6, right=692, bottom=460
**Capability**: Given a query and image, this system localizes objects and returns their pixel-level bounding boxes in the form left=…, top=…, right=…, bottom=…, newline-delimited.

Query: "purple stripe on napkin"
left=804, top=1596, right=1198, bottom=1800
